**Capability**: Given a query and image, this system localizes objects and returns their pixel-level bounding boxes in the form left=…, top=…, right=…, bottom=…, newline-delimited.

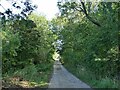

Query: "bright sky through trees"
left=0, top=0, right=59, bottom=20
left=32, top=0, right=59, bottom=20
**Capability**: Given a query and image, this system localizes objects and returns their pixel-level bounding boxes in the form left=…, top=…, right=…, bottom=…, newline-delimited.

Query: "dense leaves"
left=1, top=13, right=55, bottom=74
left=0, top=1, right=55, bottom=80
left=54, top=1, right=119, bottom=87
left=1, top=0, right=119, bottom=88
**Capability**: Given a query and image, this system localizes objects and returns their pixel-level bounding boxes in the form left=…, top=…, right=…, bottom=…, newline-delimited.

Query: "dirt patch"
left=2, top=76, right=38, bottom=88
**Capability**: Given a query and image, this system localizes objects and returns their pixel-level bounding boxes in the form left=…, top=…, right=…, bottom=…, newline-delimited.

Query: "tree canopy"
left=1, top=0, right=119, bottom=88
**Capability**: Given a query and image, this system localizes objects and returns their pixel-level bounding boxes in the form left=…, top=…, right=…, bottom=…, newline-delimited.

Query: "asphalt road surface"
left=48, top=61, right=92, bottom=88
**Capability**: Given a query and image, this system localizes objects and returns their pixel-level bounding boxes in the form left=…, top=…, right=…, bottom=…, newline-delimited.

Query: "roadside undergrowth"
left=2, top=61, right=53, bottom=88
left=63, top=63, right=119, bottom=88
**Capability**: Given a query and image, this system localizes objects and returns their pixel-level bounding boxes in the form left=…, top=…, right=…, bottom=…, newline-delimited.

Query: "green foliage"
left=1, top=0, right=55, bottom=87
left=3, top=62, right=53, bottom=87
left=1, top=0, right=119, bottom=88
left=2, top=13, right=54, bottom=73
left=2, top=24, right=21, bottom=73
left=2, top=13, right=55, bottom=88
left=56, top=1, right=119, bottom=88
left=64, top=63, right=118, bottom=88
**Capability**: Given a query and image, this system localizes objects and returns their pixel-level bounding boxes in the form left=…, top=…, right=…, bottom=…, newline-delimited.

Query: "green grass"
left=64, top=63, right=119, bottom=88
left=2, top=61, right=53, bottom=88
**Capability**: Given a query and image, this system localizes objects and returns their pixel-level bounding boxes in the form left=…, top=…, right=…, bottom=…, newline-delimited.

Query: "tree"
left=56, top=1, right=119, bottom=79
left=57, top=0, right=101, bottom=27
left=0, top=0, right=37, bottom=20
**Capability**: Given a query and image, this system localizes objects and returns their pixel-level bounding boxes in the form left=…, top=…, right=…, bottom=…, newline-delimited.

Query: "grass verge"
left=2, top=61, right=53, bottom=88
left=63, top=63, right=119, bottom=88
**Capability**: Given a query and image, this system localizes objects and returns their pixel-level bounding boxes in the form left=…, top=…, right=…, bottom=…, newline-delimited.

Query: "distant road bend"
left=48, top=60, right=92, bottom=88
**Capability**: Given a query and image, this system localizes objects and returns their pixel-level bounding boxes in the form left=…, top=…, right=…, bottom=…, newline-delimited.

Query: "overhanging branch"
left=79, top=0, right=101, bottom=27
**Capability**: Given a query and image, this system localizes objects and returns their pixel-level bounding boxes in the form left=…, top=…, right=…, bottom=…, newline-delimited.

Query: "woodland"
left=0, top=0, right=119, bottom=88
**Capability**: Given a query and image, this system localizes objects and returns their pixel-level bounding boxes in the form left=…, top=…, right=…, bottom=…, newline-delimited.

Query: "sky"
left=32, top=0, right=59, bottom=20
left=0, top=0, right=59, bottom=20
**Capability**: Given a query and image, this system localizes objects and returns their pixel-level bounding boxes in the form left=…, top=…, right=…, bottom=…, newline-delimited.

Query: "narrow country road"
left=48, top=60, right=92, bottom=88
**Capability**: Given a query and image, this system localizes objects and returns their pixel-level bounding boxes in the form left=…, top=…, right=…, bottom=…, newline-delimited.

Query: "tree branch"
left=79, top=0, right=101, bottom=27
